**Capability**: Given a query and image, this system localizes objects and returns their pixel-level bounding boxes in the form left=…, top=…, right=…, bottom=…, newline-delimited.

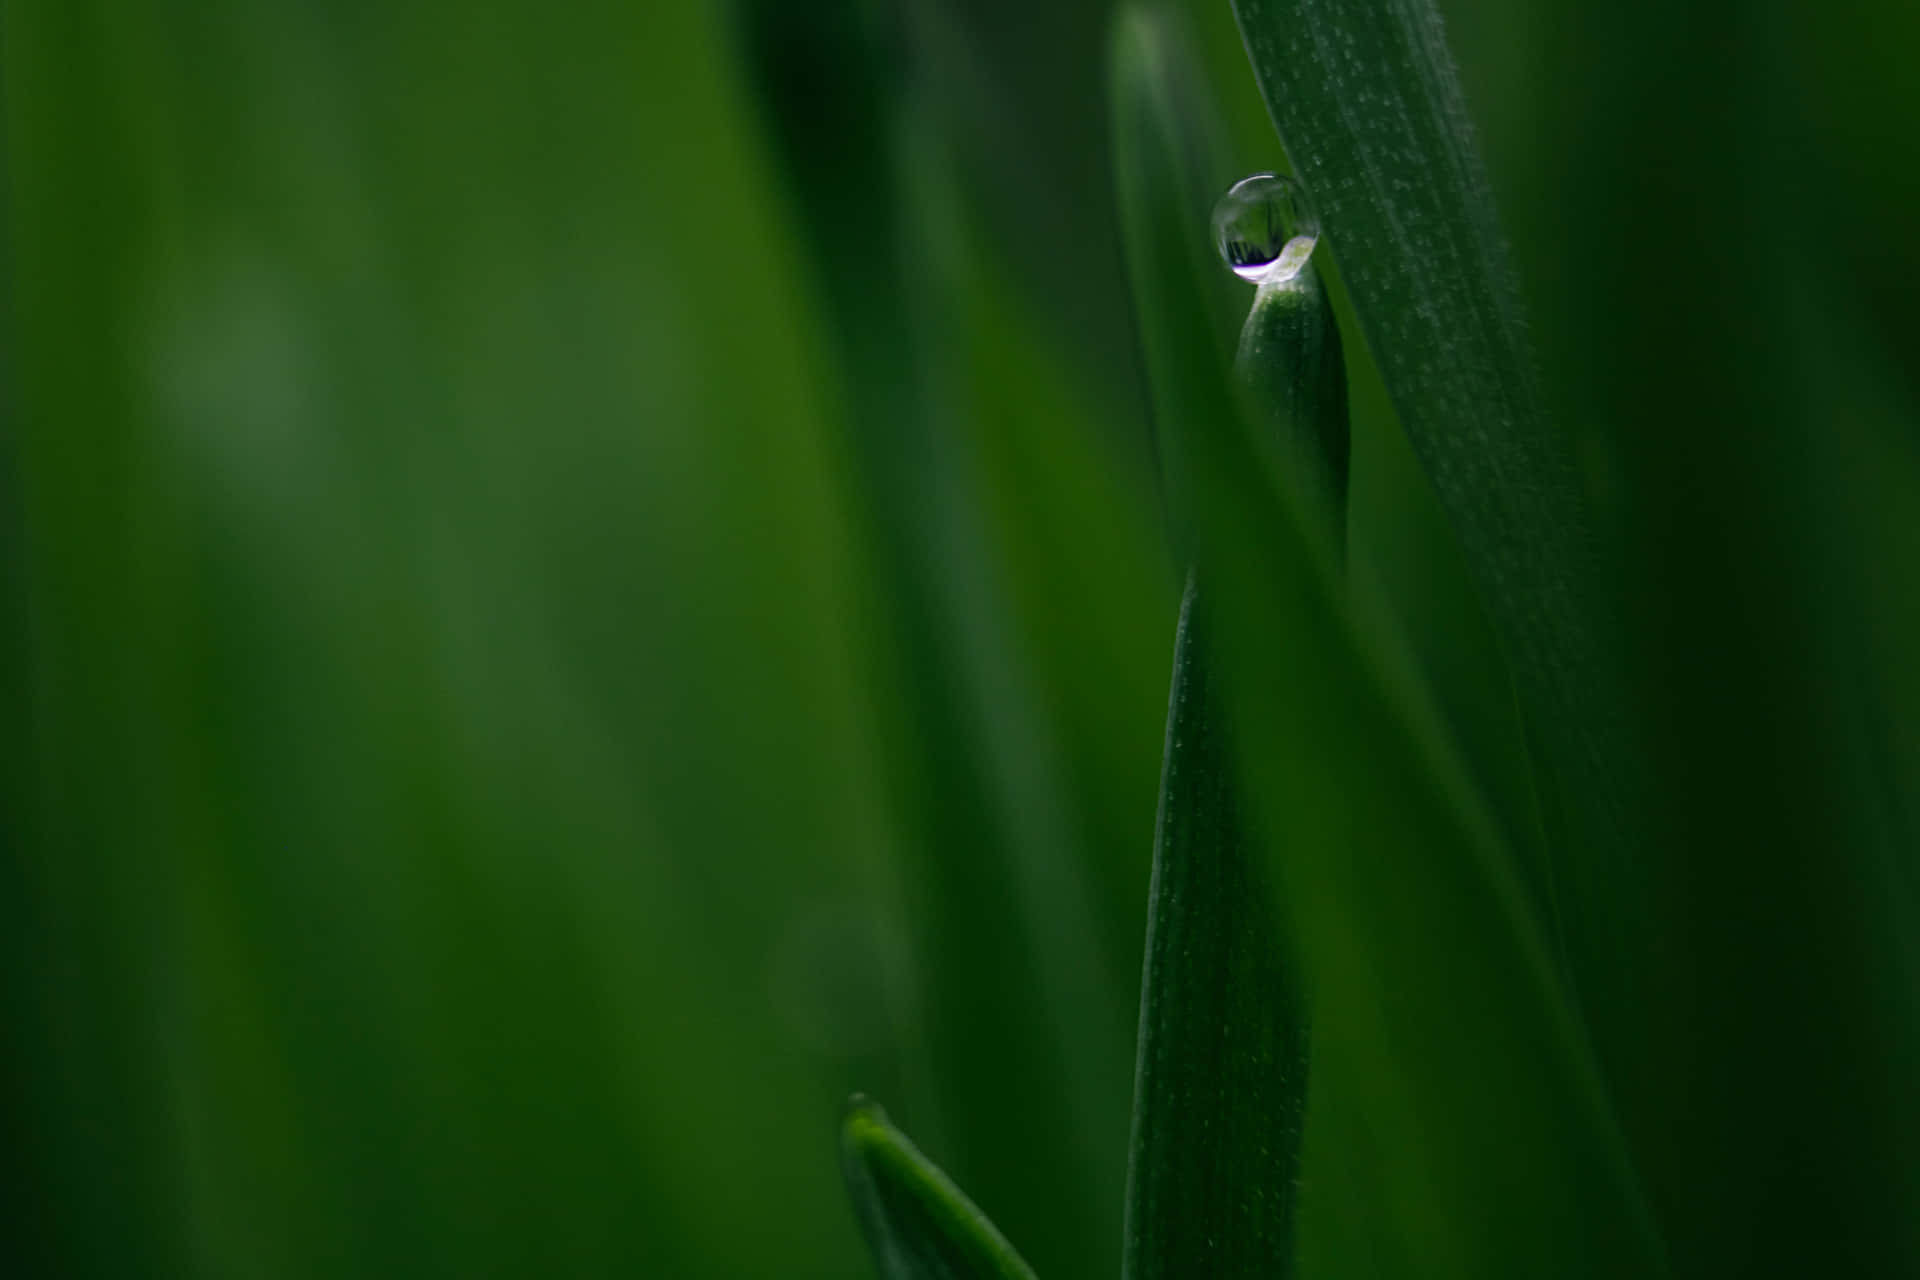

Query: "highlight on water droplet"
left=1212, top=173, right=1319, bottom=285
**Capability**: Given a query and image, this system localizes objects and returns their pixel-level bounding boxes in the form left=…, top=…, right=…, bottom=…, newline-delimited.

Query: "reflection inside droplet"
left=1212, top=173, right=1319, bottom=284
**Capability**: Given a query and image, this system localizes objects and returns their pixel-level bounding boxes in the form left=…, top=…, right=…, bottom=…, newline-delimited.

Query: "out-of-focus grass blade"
left=733, top=4, right=1132, bottom=1270
left=1542, top=4, right=1920, bottom=1268
left=1110, top=9, right=1665, bottom=1273
left=1108, top=4, right=1242, bottom=565
left=3, top=3, right=937, bottom=1277
left=841, top=1097, right=1038, bottom=1280
left=1227, top=0, right=1642, bottom=1021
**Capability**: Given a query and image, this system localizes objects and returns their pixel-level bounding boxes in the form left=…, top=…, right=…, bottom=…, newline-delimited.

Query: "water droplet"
left=1212, top=173, right=1319, bottom=284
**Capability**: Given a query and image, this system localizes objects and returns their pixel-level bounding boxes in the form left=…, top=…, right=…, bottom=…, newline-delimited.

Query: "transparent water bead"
left=1212, top=173, right=1319, bottom=284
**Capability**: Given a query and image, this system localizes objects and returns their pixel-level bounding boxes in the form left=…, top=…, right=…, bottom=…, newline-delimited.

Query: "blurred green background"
left=4, top=1, right=1918, bottom=1276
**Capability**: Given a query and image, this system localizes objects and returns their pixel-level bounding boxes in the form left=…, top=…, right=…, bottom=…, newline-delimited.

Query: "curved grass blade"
left=1111, top=9, right=1665, bottom=1273
left=1227, top=0, right=1645, bottom=1025
left=1114, top=13, right=1348, bottom=1278
left=1190, top=385, right=1667, bottom=1279
left=840, top=1097, right=1039, bottom=1280
left=1234, top=247, right=1350, bottom=547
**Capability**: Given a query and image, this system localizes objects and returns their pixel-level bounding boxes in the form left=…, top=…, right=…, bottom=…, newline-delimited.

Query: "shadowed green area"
left=1, top=1, right=1917, bottom=1278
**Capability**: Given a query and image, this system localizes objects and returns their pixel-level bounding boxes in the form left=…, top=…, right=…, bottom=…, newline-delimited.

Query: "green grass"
left=3, top=1, right=1918, bottom=1278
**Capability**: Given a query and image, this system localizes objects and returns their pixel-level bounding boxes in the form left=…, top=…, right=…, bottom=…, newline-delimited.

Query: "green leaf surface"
left=1234, top=261, right=1350, bottom=546
left=1109, top=9, right=1664, bottom=1273
left=1196, top=306, right=1668, bottom=1280
left=1122, top=572, right=1310, bottom=1280
left=1114, top=23, right=1355, bottom=1278
left=841, top=1098, right=1038, bottom=1280
left=1227, top=0, right=1643, bottom=1020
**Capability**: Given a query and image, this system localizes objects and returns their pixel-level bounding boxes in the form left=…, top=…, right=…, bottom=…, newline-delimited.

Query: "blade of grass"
left=1192, top=354, right=1665, bottom=1280
left=841, top=1097, right=1039, bottom=1280
left=1112, top=19, right=1351, bottom=1278
left=1120, top=571, right=1309, bottom=1280
left=1548, top=13, right=1920, bottom=1266
left=1111, top=9, right=1666, bottom=1271
left=1226, top=0, right=1645, bottom=1036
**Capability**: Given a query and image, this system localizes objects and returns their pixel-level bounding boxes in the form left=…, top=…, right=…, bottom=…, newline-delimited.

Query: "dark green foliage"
left=1233, top=266, right=1350, bottom=542
left=1105, top=9, right=1665, bottom=1274
left=1224, top=1, right=1920, bottom=1273
left=1122, top=577, right=1309, bottom=1280
left=1112, top=21, right=1352, bottom=1275
left=3, top=1, right=1919, bottom=1278
left=1227, top=0, right=1637, bottom=1008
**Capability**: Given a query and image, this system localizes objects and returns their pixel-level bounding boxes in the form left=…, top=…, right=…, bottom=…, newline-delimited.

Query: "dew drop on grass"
left=1212, top=173, right=1319, bottom=284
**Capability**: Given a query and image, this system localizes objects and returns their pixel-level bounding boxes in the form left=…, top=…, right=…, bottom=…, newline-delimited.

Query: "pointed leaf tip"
left=838, top=1096, right=1039, bottom=1280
